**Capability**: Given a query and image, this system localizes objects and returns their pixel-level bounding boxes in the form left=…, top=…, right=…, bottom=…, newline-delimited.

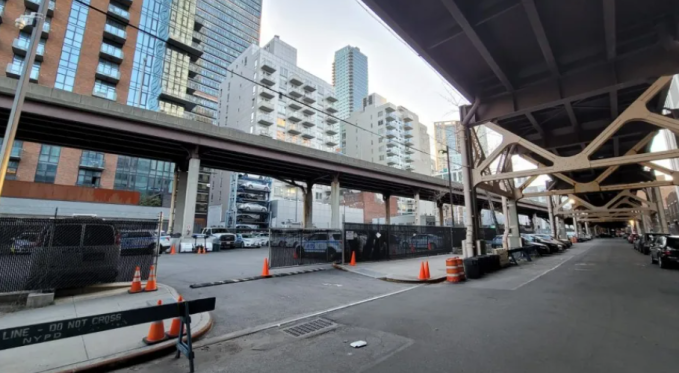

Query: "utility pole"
left=0, top=0, right=48, bottom=197
left=444, top=145, right=456, bottom=249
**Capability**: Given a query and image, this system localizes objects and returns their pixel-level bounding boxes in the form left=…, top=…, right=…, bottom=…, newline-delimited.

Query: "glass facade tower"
left=333, top=46, right=368, bottom=151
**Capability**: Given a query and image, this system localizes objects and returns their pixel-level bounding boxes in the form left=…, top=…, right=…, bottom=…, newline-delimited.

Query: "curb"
left=53, top=313, right=214, bottom=373
left=190, top=267, right=331, bottom=289
left=332, top=264, right=448, bottom=284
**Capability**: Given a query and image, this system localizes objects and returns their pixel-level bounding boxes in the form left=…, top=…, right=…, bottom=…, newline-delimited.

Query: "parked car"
left=10, top=231, right=40, bottom=254
left=635, top=233, right=666, bottom=255
left=404, top=234, right=443, bottom=251
left=237, top=214, right=262, bottom=222
left=238, top=193, right=266, bottom=201
left=236, top=224, right=259, bottom=230
left=521, top=235, right=551, bottom=255
left=26, top=218, right=120, bottom=290
left=491, top=235, right=504, bottom=249
left=240, top=233, right=261, bottom=248
left=650, top=235, right=679, bottom=269
left=534, top=234, right=566, bottom=251
left=298, top=232, right=343, bottom=261
left=627, top=233, right=639, bottom=244
left=522, top=234, right=559, bottom=253
left=238, top=180, right=270, bottom=192
left=120, top=231, right=156, bottom=252
left=254, top=232, right=269, bottom=246
left=237, top=203, right=268, bottom=212
left=159, top=235, right=172, bottom=253
left=218, top=233, right=239, bottom=249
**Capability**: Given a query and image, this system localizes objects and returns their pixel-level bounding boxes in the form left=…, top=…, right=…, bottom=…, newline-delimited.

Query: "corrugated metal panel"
left=2, top=181, right=141, bottom=205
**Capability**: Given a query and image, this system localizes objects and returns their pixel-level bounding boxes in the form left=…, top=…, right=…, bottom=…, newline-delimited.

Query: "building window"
left=93, top=80, right=117, bottom=100
left=81, top=151, right=105, bottom=168
left=6, top=161, right=19, bottom=180
left=55, top=0, right=90, bottom=91
left=378, top=120, right=384, bottom=126
left=77, top=169, right=102, bottom=187
left=378, top=111, right=383, bottom=117
left=35, top=145, right=61, bottom=183
left=114, top=156, right=175, bottom=195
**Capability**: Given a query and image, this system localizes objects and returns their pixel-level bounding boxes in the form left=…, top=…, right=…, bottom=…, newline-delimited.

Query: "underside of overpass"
left=364, top=0, right=679, bottom=250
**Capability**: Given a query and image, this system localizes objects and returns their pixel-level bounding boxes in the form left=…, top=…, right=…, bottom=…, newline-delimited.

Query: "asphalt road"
left=120, top=239, right=679, bottom=373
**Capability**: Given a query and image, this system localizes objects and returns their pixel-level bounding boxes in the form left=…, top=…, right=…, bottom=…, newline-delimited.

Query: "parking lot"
left=123, top=238, right=679, bottom=373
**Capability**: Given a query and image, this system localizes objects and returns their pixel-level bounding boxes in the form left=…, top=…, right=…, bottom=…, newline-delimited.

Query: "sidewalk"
left=336, top=254, right=454, bottom=282
left=0, top=283, right=212, bottom=373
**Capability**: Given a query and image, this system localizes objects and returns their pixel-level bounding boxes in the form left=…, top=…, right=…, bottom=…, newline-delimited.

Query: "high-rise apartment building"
left=344, top=93, right=431, bottom=175
left=333, top=46, right=368, bottom=153
left=433, top=121, right=462, bottom=180
left=0, top=0, right=262, bottom=230
left=214, top=36, right=339, bottom=227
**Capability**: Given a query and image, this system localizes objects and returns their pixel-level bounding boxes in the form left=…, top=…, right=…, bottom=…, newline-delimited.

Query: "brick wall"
left=54, top=147, right=81, bottom=185
left=100, top=153, right=118, bottom=189
left=40, top=0, right=73, bottom=87
left=344, top=192, right=398, bottom=224
left=15, top=142, right=41, bottom=182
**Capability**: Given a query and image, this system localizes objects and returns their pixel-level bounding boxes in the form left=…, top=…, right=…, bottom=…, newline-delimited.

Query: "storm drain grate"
left=281, top=318, right=336, bottom=338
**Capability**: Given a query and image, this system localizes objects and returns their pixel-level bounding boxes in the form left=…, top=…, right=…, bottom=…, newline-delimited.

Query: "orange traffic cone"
left=418, top=262, right=427, bottom=280
left=262, top=258, right=270, bottom=277
left=424, top=261, right=431, bottom=279
left=349, top=251, right=356, bottom=266
left=128, top=266, right=143, bottom=294
left=169, top=243, right=177, bottom=255
left=143, top=300, right=169, bottom=345
left=166, top=296, right=186, bottom=338
left=144, top=265, right=158, bottom=292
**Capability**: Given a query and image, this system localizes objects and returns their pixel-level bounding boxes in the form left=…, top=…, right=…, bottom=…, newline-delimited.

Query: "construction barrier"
left=446, top=257, right=466, bottom=283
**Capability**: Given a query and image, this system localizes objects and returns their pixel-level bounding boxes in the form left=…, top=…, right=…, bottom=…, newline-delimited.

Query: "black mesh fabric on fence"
left=343, top=223, right=454, bottom=262
left=0, top=217, right=158, bottom=292
left=269, top=229, right=343, bottom=268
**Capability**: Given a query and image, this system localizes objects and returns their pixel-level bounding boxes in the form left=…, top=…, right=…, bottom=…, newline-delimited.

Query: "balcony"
left=301, top=118, right=315, bottom=128
left=402, top=112, right=414, bottom=122
left=159, top=87, right=197, bottom=110
left=95, top=64, right=121, bottom=83
left=325, top=127, right=338, bottom=135
left=80, top=157, right=105, bottom=170
left=325, top=137, right=338, bottom=147
left=405, top=156, right=414, bottom=163
left=194, top=15, right=204, bottom=31
left=386, top=148, right=397, bottom=156
left=188, top=63, right=199, bottom=78
left=288, top=101, right=302, bottom=110
left=167, top=32, right=203, bottom=60
left=325, top=105, right=338, bottom=114
left=260, top=72, right=276, bottom=86
left=405, top=148, right=415, bottom=154
left=6, top=63, right=38, bottom=82
left=186, top=80, right=201, bottom=94
left=404, top=130, right=413, bottom=138
left=303, top=81, right=316, bottom=92
left=301, top=128, right=315, bottom=139
left=192, top=30, right=206, bottom=43
left=104, top=23, right=127, bottom=44
left=386, top=122, right=396, bottom=130
left=258, top=87, right=275, bottom=100
left=405, top=165, right=415, bottom=171
left=385, top=105, right=396, bottom=113
left=287, top=124, right=301, bottom=135
left=257, top=114, right=274, bottom=127
left=183, top=111, right=197, bottom=121
left=107, top=4, right=130, bottom=22
left=302, top=94, right=315, bottom=104
left=302, top=107, right=315, bottom=116
left=22, top=18, right=50, bottom=38
left=192, top=105, right=215, bottom=118
left=117, top=0, right=133, bottom=7
left=386, top=140, right=397, bottom=148
left=326, top=116, right=338, bottom=124
left=404, top=121, right=414, bottom=130
left=289, top=75, right=303, bottom=86
left=259, top=129, right=272, bottom=138
left=386, top=114, right=396, bottom=122
left=100, top=44, right=124, bottom=64
left=260, top=59, right=276, bottom=73
left=288, top=87, right=302, bottom=98
left=405, top=138, right=414, bottom=147
left=92, top=86, right=117, bottom=101
left=287, top=111, right=302, bottom=123
left=326, top=94, right=338, bottom=103
left=12, top=39, right=44, bottom=61
left=387, top=157, right=399, bottom=166
left=258, top=100, right=274, bottom=113
left=386, top=130, right=398, bottom=139
left=25, top=0, right=55, bottom=16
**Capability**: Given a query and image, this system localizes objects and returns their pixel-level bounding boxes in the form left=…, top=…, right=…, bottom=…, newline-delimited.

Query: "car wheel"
left=659, top=256, right=668, bottom=269
left=651, top=253, right=657, bottom=264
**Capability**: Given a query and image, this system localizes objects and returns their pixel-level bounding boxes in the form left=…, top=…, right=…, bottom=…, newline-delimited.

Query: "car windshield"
left=241, top=234, right=253, bottom=238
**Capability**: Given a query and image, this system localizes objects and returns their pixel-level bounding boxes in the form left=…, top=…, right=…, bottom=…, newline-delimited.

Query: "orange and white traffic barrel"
left=456, top=257, right=466, bottom=281
left=446, top=257, right=460, bottom=283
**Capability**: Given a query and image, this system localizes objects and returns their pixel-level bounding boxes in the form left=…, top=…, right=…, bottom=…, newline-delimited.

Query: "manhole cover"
left=281, top=318, right=336, bottom=338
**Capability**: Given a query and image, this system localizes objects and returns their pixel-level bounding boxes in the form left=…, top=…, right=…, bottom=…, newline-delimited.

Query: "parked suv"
left=120, top=231, right=156, bottom=254
left=650, top=235, right=679, bottom=269
left=299, top=233, right=343, bottom=261
left=26, top=218, right=120, bottom=290
left=635, top=233, right=666, bottom=255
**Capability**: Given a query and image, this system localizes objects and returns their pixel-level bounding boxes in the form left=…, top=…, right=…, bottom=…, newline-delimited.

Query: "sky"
left=259, top=0, right=466, bottom=132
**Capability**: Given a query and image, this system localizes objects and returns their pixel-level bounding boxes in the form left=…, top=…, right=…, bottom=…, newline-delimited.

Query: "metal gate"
left=269, top=229, right=343, bottom=268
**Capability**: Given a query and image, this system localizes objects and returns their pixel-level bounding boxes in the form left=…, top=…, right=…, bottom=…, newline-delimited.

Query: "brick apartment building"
left=0, top=0, right=262, bottom=228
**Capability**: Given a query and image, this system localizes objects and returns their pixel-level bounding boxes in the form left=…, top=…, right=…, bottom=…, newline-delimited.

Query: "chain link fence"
left=0, top=217, right=158, bottom=292
left=343, top=223, right=454, bottom=262
left=269, top=229, right=343, bottom=268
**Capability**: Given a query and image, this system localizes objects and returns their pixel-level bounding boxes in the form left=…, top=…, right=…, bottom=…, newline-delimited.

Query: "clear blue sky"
left=259, top=0, right=465, bottom=129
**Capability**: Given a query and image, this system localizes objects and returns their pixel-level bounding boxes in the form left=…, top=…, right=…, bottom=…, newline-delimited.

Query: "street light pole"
left=444, top=145, right=456, bottom=250
left=0, top=0, right=48, bottom=197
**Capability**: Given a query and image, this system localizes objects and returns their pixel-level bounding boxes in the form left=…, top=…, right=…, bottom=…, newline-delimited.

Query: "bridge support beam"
left=173, top=157, right=200, bottom=237
left=585, top=222, right=591, bottom=236
left=557, top=217, right=567, bottom=240
left=437, top=200, right=445, bottom=227
left=461, top=119, right=477, bottom=257
left=303, top=181, right=314, bottom=229
left=652, top=187, right=669, bottom=234
left=506, top=199, right=522, bottom=248
left=414, top=191, right=420, bottom=225
left=330, top=175, right=340, bottom=229
left=384, top=193, right=391, bottom=225
left=547, top=196, right=556, bottom=236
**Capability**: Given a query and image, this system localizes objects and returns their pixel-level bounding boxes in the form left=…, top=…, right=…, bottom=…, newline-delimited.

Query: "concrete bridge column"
left=573, top=216, right=580, bottom=237
left=557, top=217, right=567, bottom=240
left=652, top=187, right=669, bottom=234
left=330, top=175, right=340, bottom=229
left=585, top=222, right=591, bottom=236
left=547, top=196, right=556, bottom=236
left=303, top=181, right=314, bottom=229
left=414, top=191, right=420, bottom=226
left=437, top=200, right=445, bottom=227
left=506, top=199, right=522, bottom=248
left=173, top=157, right=200, bottom=237
left=383, top=193, right=391, bottom=225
